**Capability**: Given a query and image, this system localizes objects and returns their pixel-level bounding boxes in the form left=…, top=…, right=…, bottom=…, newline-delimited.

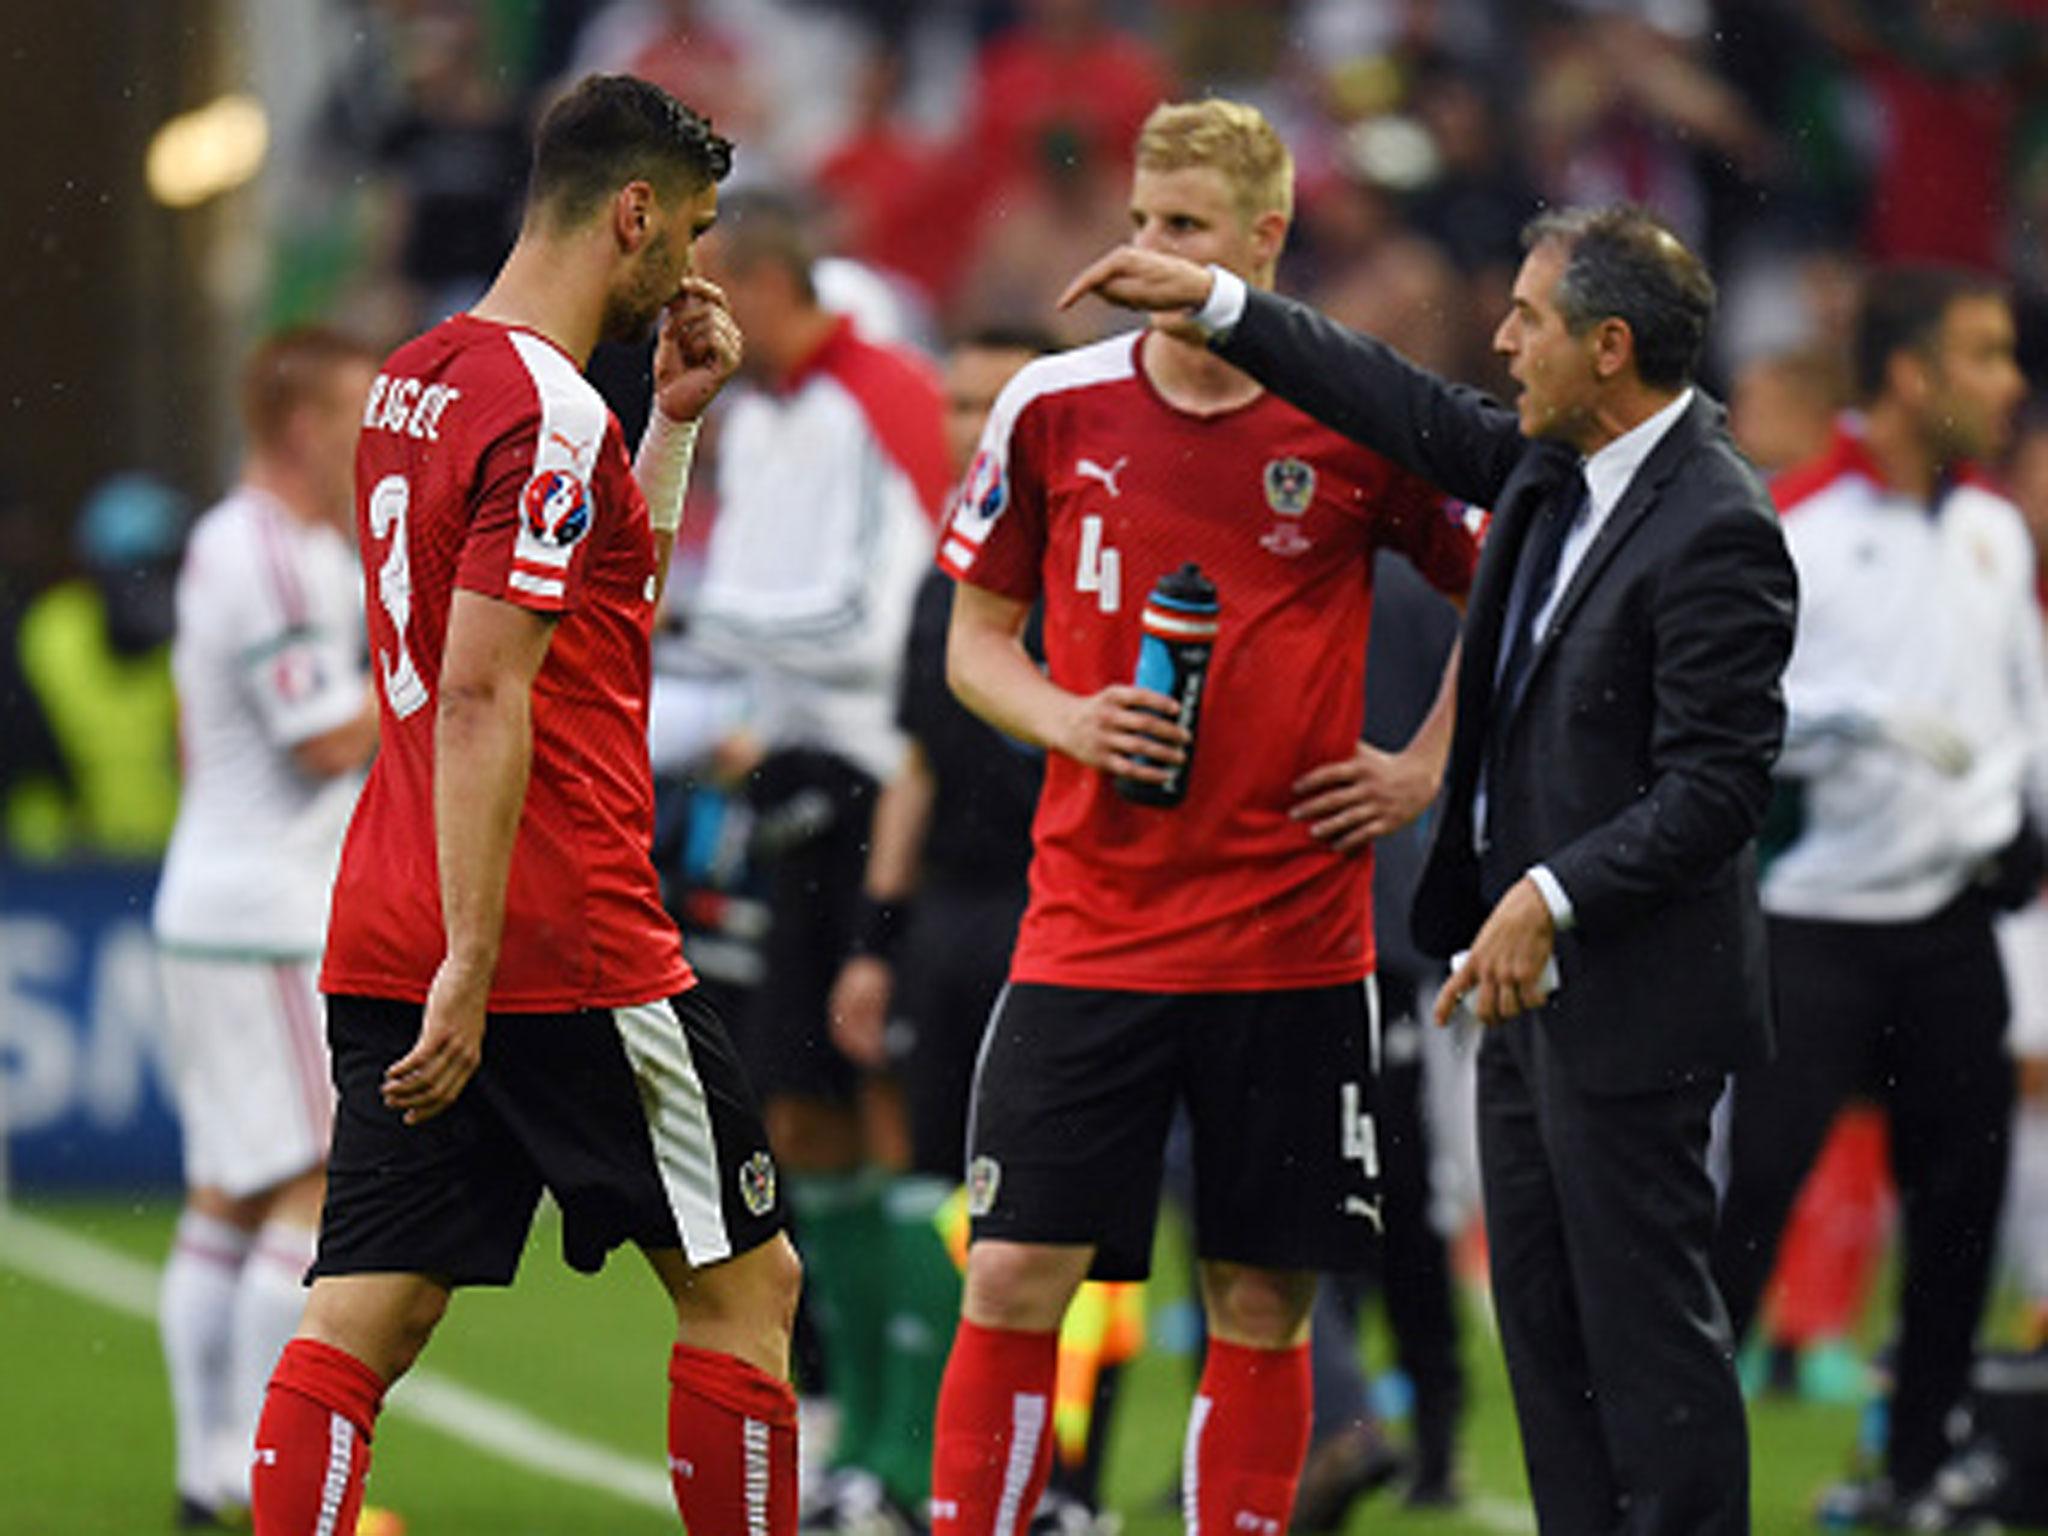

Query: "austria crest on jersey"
left=510, top=468, right=590, bottom=605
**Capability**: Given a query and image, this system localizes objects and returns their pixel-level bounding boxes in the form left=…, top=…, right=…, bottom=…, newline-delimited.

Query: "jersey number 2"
left=368, top=474, right=430, bottom=719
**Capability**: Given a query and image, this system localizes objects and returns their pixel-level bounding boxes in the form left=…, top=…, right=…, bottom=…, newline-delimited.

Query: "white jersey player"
left=149, top=327, right=380, bottom=1532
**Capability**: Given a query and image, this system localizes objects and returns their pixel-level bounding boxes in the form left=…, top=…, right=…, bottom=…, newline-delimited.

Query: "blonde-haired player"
left=926, top=99, right=1475, bottom=1536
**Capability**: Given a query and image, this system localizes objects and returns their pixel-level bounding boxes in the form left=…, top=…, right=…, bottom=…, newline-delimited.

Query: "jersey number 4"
left=1075, top=514, right=1122, bottom=614
left=368, top=474, right=430, bottom=720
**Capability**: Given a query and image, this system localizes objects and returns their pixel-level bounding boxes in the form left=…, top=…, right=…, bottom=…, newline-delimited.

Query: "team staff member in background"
left=250, top=76, right=805, bottom=1536
left=153, top=327, right=382, bottom=1533
left=1713, top=267, right=2041, bottom=1530
left=1066, top=202, right=1797, bottom=1535
left=929, top=98, right=1477, bottom=1536
left=684, top=190, right=951, bottom=1533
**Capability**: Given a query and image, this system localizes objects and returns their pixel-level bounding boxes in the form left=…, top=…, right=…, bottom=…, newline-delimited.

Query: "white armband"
left=635, top=412, right=701, bottom=536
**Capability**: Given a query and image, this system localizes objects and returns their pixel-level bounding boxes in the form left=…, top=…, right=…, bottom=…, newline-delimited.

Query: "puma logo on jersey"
left=547, top=428, right=591, bottom=462
left=1076, top=455, right=1128, bottom=497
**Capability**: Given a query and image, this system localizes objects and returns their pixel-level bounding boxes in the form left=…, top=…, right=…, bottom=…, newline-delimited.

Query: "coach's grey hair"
left=1523, top=206, right=1717, bottom=391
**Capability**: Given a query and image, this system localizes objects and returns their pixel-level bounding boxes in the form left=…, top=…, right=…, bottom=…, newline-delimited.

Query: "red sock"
left=930, top=1319, right=1060, bottom=1536
left=1186, top=1339, right=1312, bottom=1536
left=668, top=1342, right=799, bottom=1536
left=250, top=1338, right=386, bottom=1536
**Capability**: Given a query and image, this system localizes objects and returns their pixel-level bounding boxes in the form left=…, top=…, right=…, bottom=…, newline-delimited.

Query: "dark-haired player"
left=249, top=75, right=803, bottom=1536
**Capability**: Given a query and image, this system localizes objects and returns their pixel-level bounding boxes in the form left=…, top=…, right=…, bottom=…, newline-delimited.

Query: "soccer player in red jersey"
left=249, top=75, right=804, bottom=1536
left=926, top=99, right=1477, bottom=1536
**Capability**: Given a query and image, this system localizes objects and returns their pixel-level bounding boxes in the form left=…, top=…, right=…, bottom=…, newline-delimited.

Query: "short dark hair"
left=711, top=189, right=820, bottom=303
left=240, top=326, right=377, bottom=451
left=528, top=74, right=733, bottom=229
left=1523, top=205, right=1716, bottom=391
left=1853, top=266, right=2008, bottom=404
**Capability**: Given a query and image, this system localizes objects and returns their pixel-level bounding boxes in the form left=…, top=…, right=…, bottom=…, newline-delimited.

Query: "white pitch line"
left=0, top=1208, right=1537, bottom=1533
left=0, top=1207, right=671, bottom=1512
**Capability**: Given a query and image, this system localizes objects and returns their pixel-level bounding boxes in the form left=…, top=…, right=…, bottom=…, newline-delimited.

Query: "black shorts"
left=313, top=990, right=786, bottom=1287
left=965, top=980, right=1383, bottom=1281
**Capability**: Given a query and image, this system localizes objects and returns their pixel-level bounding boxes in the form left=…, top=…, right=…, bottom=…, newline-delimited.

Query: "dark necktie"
left=1493, top=475, right=1586, bottom=716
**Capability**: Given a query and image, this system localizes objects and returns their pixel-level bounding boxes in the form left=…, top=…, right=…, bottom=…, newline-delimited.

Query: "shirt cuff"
left=1192, top=264, right=1247, bottom=339
left=1527, top=864, right=1576, bottom=931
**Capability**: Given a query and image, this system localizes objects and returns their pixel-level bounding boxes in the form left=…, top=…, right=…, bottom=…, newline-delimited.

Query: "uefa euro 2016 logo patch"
left=739, top=1150, right=777, bottom=1217
left=521, top=469, right=592, bottom=549
left=956, top=449, right=1008, bottom=536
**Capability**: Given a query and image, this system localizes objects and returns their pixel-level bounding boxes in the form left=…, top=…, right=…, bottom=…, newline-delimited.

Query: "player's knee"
left=961, top=1241, right=1087, bottom=1331
left=1200, top=1262, right=1315, bottom=1348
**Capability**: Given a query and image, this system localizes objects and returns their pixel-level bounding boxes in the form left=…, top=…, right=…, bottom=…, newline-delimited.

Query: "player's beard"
left=602, top=230, right=678, bottom=345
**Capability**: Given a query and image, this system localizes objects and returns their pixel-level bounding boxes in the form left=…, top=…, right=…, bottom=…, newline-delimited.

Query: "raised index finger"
left=1056, top=248, right=1132, bottom=312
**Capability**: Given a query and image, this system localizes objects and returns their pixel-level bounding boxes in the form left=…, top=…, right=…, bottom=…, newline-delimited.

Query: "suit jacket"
left=1220, top=290, right=1798, bottom=1094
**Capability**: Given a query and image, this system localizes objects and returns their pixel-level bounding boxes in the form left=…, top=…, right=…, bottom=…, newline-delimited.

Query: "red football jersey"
left=939, top=333, right=1477, bottom=991
left=322, top=316, right=692, bottom=1010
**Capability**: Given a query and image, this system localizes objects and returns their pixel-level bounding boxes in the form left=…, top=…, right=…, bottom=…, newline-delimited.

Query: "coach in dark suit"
left=1064, top=206, right=1797, bottom=1535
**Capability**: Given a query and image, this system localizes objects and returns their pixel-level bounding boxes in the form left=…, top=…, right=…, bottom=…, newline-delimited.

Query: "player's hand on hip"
left=384, top=959, right=490, bottom=1125
left=1291, top=741, right=1440, bottom=854
left=1057, top=247, right=1213, bottom=322
left=828, top=956, right=893, bottom=1069
left=652, top=276, right=743, bottom=425
left=1433, top=877, right=1557, bottom=1029
left=1059, top=684, right=1188, bottom=781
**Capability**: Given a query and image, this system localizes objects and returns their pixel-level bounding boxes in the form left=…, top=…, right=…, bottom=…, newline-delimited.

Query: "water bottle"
left=1116, top=562, right=1219, bottom=808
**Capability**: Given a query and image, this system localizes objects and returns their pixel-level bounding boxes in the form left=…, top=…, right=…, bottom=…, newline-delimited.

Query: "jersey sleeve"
left=934, top=380, right=1048, bottom=604
left=199, top=524, right=362, bottom=749
left=1370, top=459, right=1481, bottom=600
left=455, top=338, right=611, bottom=615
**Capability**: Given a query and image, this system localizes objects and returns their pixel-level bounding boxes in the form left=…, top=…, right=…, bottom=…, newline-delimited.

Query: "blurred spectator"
left=967, top=0, right=1173, bottom=201
left=1812, top=0, right=2048, bottom=273
left=14, top=473, right=187, bottom=860
left=567, top=0, right=769, bottom=172
left=954, top=121, right=1136, bottom=347
left=366, top=0, right=529, bottom=330
left=0, top=475, right=75, bottom=860
left=1729, top=344, right=1849, bottom=474
left=1523, top=7, right=1773, bottom=252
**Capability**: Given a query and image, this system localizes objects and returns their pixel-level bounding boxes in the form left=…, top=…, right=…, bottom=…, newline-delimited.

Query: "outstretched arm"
left=1061, top=248, right=1524, bottom=507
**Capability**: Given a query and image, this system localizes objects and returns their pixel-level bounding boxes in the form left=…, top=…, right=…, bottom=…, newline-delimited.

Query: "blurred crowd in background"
left=6, top=0, right=2048, bottom=862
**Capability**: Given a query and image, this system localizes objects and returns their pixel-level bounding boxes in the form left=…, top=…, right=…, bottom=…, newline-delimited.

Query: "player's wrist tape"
left=635, top=412, right=701, bottom=535
left=849, top=896, right=912, bottom=963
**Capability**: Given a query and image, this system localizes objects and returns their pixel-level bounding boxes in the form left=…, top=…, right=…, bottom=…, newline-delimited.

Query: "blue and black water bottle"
left=1117, top=562, right=1219, bottom=808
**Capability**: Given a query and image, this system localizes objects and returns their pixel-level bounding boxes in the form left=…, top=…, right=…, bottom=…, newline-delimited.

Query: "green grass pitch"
left=0, top=1195, right=1988, bottom=1534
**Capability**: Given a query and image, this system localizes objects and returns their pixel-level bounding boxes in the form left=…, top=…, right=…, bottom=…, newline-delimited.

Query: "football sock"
left=161, top=1209, right=253, bottom=1507
left=930, top=1318, right=1060, bottom=1536
left=250, top=1337, right=385, bottom=1536
left=784, top=1171, right=889, bottom=1472
left=1185, top=1338, right=1312, bottom=1536
left=868, top=1175, right=963, bottom=1508
left=219, top=1222, right=317, bottom=1504
left=668, top=1341, right=799, bottom=1536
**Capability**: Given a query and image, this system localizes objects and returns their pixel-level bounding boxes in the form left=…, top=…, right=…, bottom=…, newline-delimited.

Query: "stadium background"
left=2, top=0, right=2045, bottom=1531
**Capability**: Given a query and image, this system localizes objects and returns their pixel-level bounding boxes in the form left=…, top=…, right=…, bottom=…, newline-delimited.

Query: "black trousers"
left=1481, top=1016, right=1747, bottom=1535
left=1712, top=898, right=2014, bottom=1492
